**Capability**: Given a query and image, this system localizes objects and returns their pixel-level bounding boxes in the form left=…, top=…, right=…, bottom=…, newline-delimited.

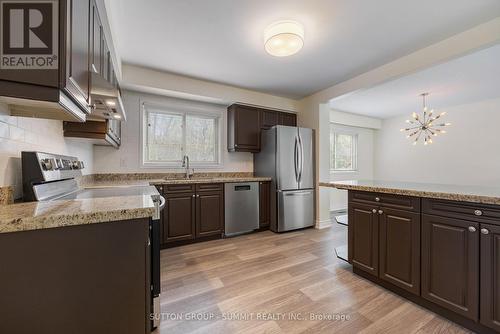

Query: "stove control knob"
left=40, top=159, right=53, bottom=171
left=71, top=161, right=80, bottom=169
left=55, top=159, right=63, bottom=170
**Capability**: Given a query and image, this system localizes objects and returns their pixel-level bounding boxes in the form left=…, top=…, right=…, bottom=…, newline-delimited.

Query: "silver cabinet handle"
left=474, top=210, right=483, bottom=216
left=196, top=194, right=200, bottom=198
left=375, top=197, right=380, bottom=202
left=378, top=210, right=383, bottom=215
left=468, top=226, right=477, bottom=232
left=481, top=228, right=490, bottom=235
left=372, top=209, right=377, bottom=213
left=192, top=194, right=195, bottom=198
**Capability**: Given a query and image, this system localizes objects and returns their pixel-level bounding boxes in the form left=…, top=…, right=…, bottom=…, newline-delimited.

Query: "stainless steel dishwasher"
left=224, top=182, right=259, bottom=236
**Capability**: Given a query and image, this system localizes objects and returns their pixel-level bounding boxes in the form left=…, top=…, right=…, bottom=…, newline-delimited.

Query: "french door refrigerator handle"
left=298, top=133, right=304, bottom=184
left=294, top=136, right=299, bottom=183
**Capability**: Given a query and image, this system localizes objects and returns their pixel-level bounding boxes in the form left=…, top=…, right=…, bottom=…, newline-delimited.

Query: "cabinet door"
left=196, top=191, right=224, bottom=238
left=348, top=202, right=379, bottom=276
left=260, top=110, right=279, bottom=129
left=480, top=223, right=500, bottom=331
left=379, top=207, right=420, bottom=295
left=228, top=105, right=260, bottom=152
left=164, top=192, right=196, bottom=243
left=259, top=181, right=271, bottom=228
left=279, top=112, right=297, bottom=126
left=91, top=1, right=102, bottom=75
left=422, top=215, right=479, bottom=320
left=102, top=37, right=110, bottom=81
left=63, top=0, right=91, bottom=111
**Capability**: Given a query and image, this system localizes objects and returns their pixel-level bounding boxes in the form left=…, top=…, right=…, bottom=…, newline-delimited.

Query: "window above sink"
left=141, top=100, right=223, bottom=168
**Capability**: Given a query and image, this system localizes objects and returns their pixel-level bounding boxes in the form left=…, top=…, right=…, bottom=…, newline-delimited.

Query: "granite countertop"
left=0, top=195, right=156, bottom=234
left=0, top=175, right=273, bottom=234
left=83, top=176, right=272, bottom=188
left=320, top=180, right=500, bottom=205
left=148, top=176, right=272, bottom=185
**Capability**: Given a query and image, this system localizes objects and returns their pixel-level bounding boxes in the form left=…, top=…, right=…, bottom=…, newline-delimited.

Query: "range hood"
left=89, top=73, right=127, bottom=122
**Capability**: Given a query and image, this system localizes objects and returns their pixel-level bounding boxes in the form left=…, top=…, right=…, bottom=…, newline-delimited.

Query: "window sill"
left=330, top=170, right=359, bottom=174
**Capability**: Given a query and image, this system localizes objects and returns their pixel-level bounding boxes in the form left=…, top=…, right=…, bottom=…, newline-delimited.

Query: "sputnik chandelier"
left=401, top=93, right=451, bottom=145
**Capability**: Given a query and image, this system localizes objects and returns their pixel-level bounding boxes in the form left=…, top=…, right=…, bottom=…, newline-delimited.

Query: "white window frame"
left=330, top=126, right=358, bottom=173
left=140, top=100, right=224, bottom=169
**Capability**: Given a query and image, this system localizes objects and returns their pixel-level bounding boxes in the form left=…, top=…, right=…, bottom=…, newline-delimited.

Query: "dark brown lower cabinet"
left=348, top=202, right=379, bottom=276
left=421, top=214, right=479, bottom=321
left=0, top=219, right=150, bottom=334
left=379, top=207, right=420, bottom=294
left=259, top=181, right=271, bottom=228
left=162, top=184, right=224, bottom=246
left=196, top=190, right=224, bottom=238
left=480, top=223, right=500, bottom=331
left=164, top=191, right=196, bottom=243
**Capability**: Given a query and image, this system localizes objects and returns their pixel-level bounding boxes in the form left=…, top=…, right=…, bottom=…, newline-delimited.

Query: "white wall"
left=0, top=103, right=93, bottom=199
left=374, top=97, right=500, bottom=186
left=122, top=64, right=299, bottom=112
left=93, top=90, right=253, bottom=173
left=329, top=124, right=375, bottom=211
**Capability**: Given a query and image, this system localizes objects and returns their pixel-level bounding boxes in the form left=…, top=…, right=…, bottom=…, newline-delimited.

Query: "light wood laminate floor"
left=158, top=224, right=471, bottom=334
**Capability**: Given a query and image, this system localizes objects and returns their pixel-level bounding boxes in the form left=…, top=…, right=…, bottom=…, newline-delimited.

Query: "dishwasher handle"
left=234, top=185, right=251, bottom=191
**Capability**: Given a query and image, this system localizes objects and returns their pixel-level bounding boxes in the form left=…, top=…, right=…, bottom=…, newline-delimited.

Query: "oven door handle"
left=159, top=195, right=166, bottom=211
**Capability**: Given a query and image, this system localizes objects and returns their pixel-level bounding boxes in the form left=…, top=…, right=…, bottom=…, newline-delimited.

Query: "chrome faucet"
left=182, top=155, right=194, bottom=179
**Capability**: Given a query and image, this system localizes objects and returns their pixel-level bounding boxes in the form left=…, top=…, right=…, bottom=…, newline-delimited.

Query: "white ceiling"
left=109, top=0, right=500, bottom=99
left=329, top=44, right=500, bottom=119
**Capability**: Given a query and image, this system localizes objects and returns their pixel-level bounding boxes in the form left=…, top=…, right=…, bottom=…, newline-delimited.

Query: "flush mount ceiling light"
left=400, top=93, right=451, bottom=146
left=264, top=20, right=304, bottom=57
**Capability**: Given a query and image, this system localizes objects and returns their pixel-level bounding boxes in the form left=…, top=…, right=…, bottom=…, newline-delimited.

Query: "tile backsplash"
left=0, top=103, right=93, bottom=200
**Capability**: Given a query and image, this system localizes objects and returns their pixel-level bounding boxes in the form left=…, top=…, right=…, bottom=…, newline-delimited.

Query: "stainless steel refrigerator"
left=254, top=126, right=315, bottom=232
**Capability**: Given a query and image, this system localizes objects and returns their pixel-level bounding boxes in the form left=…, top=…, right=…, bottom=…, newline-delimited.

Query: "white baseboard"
left=315, top=219, right=332, bottom=229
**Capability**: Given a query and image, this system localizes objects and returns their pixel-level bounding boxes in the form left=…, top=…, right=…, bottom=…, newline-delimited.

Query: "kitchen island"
left=321, top=180, right=500, bottom=334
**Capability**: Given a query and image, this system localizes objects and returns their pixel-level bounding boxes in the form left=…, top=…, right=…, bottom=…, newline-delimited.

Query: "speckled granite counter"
left=0, top=195, right=156, bottom=234
left=149, top=176, right=272, bottom=185
left=0, top=174, right=272, bottom=234
left=321, top=180, right=500, bottom=205
left=83, top=172, right=271, bottom=186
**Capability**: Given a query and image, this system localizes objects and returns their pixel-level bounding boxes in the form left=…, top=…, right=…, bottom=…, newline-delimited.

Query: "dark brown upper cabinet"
left=227, top=104, right=261, bottom=152
left=279, top=112, right=297, bottom=126
left=379, top=207, right=420, bottom=295
left=0, top=0, right=122, bottom=122
left=228, top=104, right=298, bottom=153
left=480, top=223, right=500, bottom=332
left=259, top=181, right=271, bottom=228
left=91, top=2, right=103, bottom=76
left=63, top=119, right=121, bottom=148
left=62, top=0, right=91, bottom=112
left=421, top=214, right=479, bottom=321
left=260, top=110, right=279, bottom=129
left=348, top=202, right=379, bottom=276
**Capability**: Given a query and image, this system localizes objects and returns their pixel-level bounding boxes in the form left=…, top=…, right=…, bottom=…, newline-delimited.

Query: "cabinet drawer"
left=196, top=183, right=223, bottom=192
left=423, top=198, right=500, bottom=225
left=349, top=191, right=420, bottom=212
left=164, top=184, right=195, bottom=193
